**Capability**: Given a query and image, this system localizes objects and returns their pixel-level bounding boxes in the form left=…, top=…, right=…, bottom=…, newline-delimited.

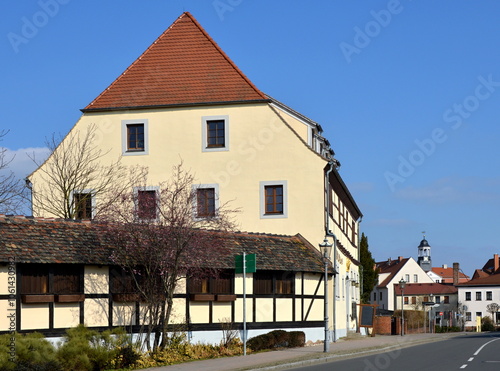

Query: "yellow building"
left=25, top=12, right=362, bottom=341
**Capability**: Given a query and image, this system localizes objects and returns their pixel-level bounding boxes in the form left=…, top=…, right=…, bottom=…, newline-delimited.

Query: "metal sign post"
left=235, top=253, right=256, bottom=356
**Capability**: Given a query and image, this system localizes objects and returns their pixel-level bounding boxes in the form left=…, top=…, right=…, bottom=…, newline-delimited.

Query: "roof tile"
left=83, top=12, right=268, bottom=111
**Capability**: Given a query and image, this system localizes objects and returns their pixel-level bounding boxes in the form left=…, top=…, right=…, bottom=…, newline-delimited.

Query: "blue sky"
left=2, top=0, right=500, bottom=277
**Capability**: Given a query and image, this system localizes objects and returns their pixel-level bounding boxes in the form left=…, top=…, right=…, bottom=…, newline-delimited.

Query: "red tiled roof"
left=457, top=272, right=500, bottom=287
left=394, top=283, right=457, bottom=295
left=83, top=12, right=268, bottom=111
left=431, top=267, right=469, bottom=279
left=375, top=258, right=409, bottom=288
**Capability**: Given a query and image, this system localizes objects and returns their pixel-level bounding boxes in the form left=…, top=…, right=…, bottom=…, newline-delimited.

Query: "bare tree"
left=487, top=303, right=499, bottom=324
left=28, top=124, right=145, bottom=219
left=100, top=163, right=237, bottom=351
left=0, top=130, right=26, bottom=214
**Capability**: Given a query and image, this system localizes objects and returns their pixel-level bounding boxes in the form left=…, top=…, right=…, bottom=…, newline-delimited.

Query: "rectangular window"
left=423, top=296, right=428, bottom=302
left=53, top=265, right=81, bottom=294
left=206, top=120, right=225, bottom=148
left=466, top=312, right=471, bottom=321
left=405, top=274, right=410, bottom=283
left=190, top=272, right=233, bottom=294
left=74, top=192, right=92, bottom=220
left=127, top=124, right=144, bottom=151
left=260, top=181, right=287, bottom=218
left=110, top=266, right=136, bottom=294
left=414, top=274, right=418, bottom=283
left=486, top=291, right=492, bottom=300
left=404, top=297, right=409, bottom=305
left=265, top=185, right=283, bottom=215
left=444, top=296, right=449, bottom=304
left=202, top=115, right=229, bottom=152
left=435, top=296, right=441, bottom=304
left=21, top=264, right=81, bottom=295
left=465, top=292, right=471, bottom=301
left=253, top=271, right=294, bottom=295
left=197, top=188, right=216, bottom=217
left=379, top=292, right=382, bottom=301
left=476, top=312, right=482, bottom=318
left=411, top=296, right=416, bottom=305
left=476, top=292, right=482, bottom=301
left=122, top=119, right=148, bottom=155
left=137, top=190, right=157, bottom=220
left=373, top=292, right=376, bottom=302
left=21, top=264, right=49, bottom=294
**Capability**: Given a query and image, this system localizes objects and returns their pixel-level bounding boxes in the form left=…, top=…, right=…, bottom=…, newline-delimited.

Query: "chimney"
left=453, top=262, right=459, bottom=285
left=494, top=254, right=499, bottom=272
left=442, top=264, right=447, bottom=269
left=398, top=256, right=403, bottom=262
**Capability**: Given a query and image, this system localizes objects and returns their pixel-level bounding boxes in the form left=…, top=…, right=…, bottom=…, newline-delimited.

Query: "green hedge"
left=247, top=330, right=305, bottom=351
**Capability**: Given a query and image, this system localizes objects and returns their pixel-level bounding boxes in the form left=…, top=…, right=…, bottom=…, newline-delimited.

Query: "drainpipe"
left=25, top=178, right=33, bottom=216
left=324, top=161, right=338, bottom=342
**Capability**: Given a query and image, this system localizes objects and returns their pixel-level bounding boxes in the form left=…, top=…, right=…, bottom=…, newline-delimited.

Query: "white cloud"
left=395, top=176, right=500, bottom=204
left=2, top=147, right=50, bottom=180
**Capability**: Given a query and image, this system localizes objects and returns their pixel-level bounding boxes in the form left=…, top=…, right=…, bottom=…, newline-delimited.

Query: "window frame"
left=465, top=291, right=471, bottom=301
left=260, top=181, right=288, bottom=219
left=71, top=189, right=94, bottom=220
left=21, top=264, right=83, bottom=296
left=202, top=115, right=229, bottom=152
left=192, top=184, right=219, bottom=219
left=122, top=119, right=149, bottom=155
left=189, top=271, right=234, bottom=295
left=486, top=291, right=493, bottom=301
left=476, top=292, right=482, bottom=301
left=253, top=271, right=295, bottom=295
left=134, top=186, right=159, bottom=221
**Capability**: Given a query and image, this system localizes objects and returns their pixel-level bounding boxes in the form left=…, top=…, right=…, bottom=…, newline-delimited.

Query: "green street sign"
left=235, top=254, right=256, bottom=273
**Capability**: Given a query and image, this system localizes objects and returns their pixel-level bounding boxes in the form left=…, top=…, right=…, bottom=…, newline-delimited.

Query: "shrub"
left=247, top=330, right=305, bottom=351
left=481, top=316, right=495, bottom=332
left=56, top=325, right=139, bottom=371
left=435, top=326, right=461, bottom=333
left=0, top=332, right=61, bottom=371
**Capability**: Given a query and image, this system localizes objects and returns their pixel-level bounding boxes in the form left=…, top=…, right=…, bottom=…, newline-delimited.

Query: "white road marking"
left=473, top=338, right=500, bottom=356
left=460, top=365, right=467, bottom=369
left=468, top=357, right=473, bottom=362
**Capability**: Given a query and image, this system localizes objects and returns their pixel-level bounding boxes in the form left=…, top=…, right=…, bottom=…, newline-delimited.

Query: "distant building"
left=394, top=283, right=459, bottom=327
left=429, top=263, right=469, bottom=284
left=370, top=257, right=433, bottom=311
left=457, top=253, right=500, bottom=329
left=417, top=236, right=432, bottom=273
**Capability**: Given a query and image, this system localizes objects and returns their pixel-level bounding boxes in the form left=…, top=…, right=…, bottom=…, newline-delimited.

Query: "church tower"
left=417, top=233, right=432, bottom=272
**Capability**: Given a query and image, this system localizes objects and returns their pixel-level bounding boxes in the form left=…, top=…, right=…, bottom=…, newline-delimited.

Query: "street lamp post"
left=319, top=238, right=333, bottom=353
left=399, top=278, right=406, bottom=336
left=429, top=293, right=434, bottom=333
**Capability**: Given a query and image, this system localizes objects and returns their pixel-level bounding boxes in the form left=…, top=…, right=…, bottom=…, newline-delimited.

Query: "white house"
left=370, top=257, right=433, bottom=311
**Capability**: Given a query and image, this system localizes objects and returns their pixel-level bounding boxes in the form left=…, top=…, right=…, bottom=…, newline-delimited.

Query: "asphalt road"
left=289, top=333, right=500, bottom=371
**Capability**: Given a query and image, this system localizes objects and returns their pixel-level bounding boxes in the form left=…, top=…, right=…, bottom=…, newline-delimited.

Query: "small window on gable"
left=74, top=191, right=93, bottom=220
left=122, top=119, right=148, bottom=155
left=202, top=115, right=229, bottom=152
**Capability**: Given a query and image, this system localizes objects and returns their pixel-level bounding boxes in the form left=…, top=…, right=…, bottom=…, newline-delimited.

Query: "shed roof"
left=0, top=215, right=325, bottom=273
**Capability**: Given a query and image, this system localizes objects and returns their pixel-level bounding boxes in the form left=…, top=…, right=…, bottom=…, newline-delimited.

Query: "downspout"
left=324, top=161, right=338, bottom=342
left=25, top=178, right=33, bottom=216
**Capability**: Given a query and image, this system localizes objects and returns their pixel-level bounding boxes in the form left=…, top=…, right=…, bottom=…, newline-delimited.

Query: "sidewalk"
left=145, top=332, right=458, bottom=371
